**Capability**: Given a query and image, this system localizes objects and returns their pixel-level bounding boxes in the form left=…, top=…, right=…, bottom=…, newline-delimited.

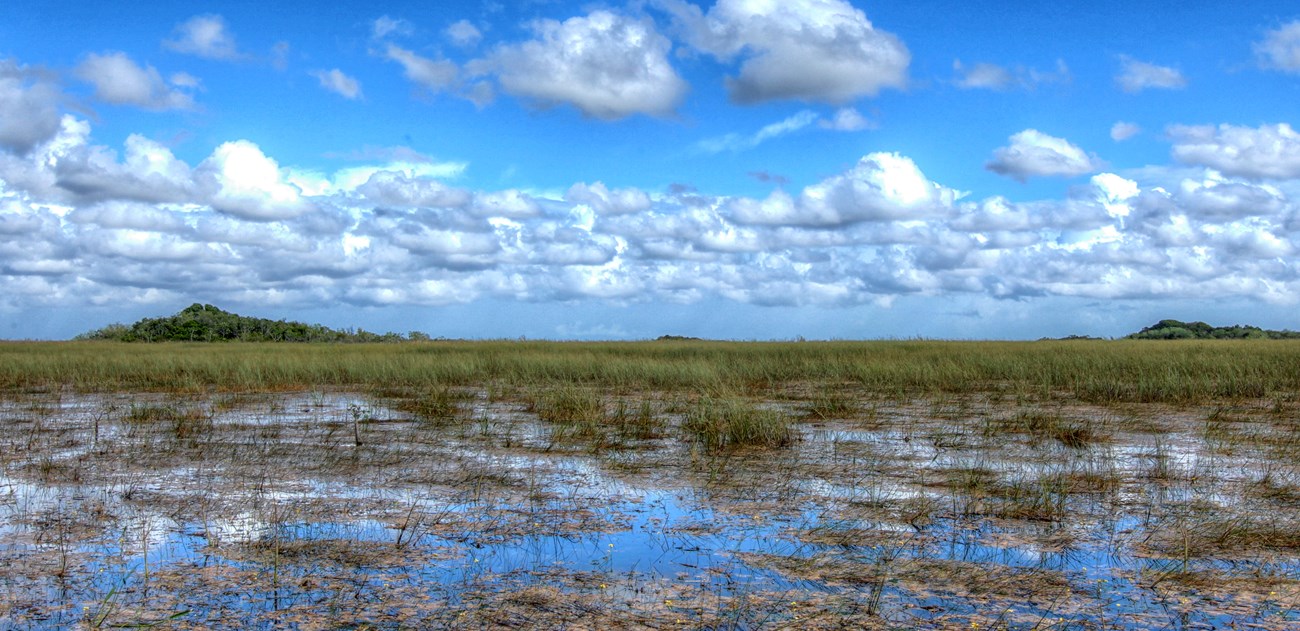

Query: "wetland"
left=1, top=340, right=1298, bottom=629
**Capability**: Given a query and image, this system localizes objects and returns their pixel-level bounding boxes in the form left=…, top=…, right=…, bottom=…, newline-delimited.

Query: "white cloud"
left=1175, top=173, right=1287, bottom=219
left=73, top=52, right=195, bottom=110
left=7, top=119, right=1300, bottom=327
left=1254, top=20, right=1300, bottom=73
left=446, top=20, right=482, bottom=48
left=169, top=72, right=201, bottom=89
left=384, top=44, right=459, bottom=93
left=731, top=152, right=957, bottom=226
left=1111, top=121, right=1141, bottom=142
left=819, top=107, right=874, bottom=131
left=372, top=15, right=413, bottom=40
left=473, top=10, right=686, bottom=119
left=53, top=134, right=196, bottom=204
left=330, top=159, right=467, bottom=194
left=987, top=129, right=1103, bottom=181
left=355, top=170, right=472, bottom=209
left=1168, top=123, right=1300, bottom=179
left=1090, top=173, right=1139, bottom=222
left=164, top=14, right=240, bottom=60
left=698, top=108, right=872, bottom=153
left=565, top=182, right=652, bottom=216
left=953, top=60, right=1013, bottom=90
left=311, top=69, right=363, bottom=100
left=660, top=0, right=909, bottom=104
left=0, top=60, right=63, bottom=154
left=696, top=110, right=818, bottom=153
left=953, top=58, right=1070, bottom=91
left=1115, top=56, right=1186, bottom=93
left=473, top=189, right=541, bottom=219
left=198, top=140, right=311, bottom=220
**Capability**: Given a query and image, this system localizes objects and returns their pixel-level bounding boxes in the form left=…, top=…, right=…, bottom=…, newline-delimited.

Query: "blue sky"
left=2, top=1, right=1300, bottom=340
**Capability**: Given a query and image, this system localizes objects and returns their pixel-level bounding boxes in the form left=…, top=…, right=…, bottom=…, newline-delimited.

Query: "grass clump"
left=802, top=393, right=860, bottom=420
left=610, top=399, right=662, bottom=440
left=532, top=386, right=607, bottom=441
left=394, top=386, right=473, bottom=423
left=991, top=410, right=1101, bottom=449
left=683, top=398, right=794, bottom=452
left=124, top=403, right=211, bottom=440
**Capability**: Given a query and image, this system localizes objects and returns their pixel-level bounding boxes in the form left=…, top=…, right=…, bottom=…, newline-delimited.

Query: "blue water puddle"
left=57, top=476, right=1298, bottom=631
left=79, top=485, right=818, bottom=593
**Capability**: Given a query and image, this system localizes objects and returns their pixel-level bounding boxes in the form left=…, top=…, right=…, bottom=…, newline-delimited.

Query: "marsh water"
left=1, top=389, right=1297, bottom=629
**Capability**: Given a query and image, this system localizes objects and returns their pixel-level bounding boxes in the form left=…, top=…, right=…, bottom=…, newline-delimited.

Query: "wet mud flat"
left=1, top=387, right=1298, bottom=629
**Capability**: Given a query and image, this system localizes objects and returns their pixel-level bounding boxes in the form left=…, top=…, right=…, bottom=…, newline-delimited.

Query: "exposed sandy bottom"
left=1, top=388, right=1297, bottom=629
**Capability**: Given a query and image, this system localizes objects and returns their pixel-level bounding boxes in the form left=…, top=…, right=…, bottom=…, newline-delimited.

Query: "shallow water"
left=1, top=391, right=1297, bottom=629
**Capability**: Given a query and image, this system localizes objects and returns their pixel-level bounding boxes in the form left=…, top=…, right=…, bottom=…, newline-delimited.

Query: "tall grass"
left=2, top=340, right=1299, bottom=404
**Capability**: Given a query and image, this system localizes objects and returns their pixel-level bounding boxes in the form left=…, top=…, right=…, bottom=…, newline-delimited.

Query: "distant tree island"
left=1124, top=319, right=1300, bottom=340
left=76, top=303, right=429, bottom=343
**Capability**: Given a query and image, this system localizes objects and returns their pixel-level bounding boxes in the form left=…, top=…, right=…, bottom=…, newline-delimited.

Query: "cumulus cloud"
left=73, top=52, right=195, bottom=110
left=1111, top=121, right=1140, bottom=142
left=164, top=14, right=241, bottom=60
left=446, top=20, right=482, bottom=48
left=565, top=182, right=652, bottom=216
left=1254, top=20, right=1300, bottom=73
left=1175, top=174, right=1287, bottom=219
left=5, top=114, right=1300, bottom=324
left=355, top=170, right=472, bottom=209
left=660, top=0, right=909, bottom=104
left=310, top=69, right=363, bottom=100
left=0, top=60, right=63, bottom=154
left=53, top=134, right=196, bottom=204
left=731, top=152, right=958, bottom=226
left=987, top=130, right=1103, bottom=181
left=1115, top=56, right=1186, bottom=93
left=1168, top=123, right=1300, bottom=179
left=198, top=140, right=312, bottom=220
left=473, top=189, right=541, bottom=219
left=472, top=10, right=686, bottom=119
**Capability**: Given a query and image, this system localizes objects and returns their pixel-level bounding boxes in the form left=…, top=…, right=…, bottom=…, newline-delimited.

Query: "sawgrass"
left=2, top=339, right=1299, bottom=405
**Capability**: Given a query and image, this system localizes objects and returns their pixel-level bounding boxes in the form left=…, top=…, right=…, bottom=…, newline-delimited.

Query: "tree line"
left=1125, top=319, right=1300, bottom=340
left=76, top=303, right=431, bottom=343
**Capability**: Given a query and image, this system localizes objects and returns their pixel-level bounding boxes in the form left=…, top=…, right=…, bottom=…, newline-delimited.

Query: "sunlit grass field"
left=4, top=339, right=1299, bottom=404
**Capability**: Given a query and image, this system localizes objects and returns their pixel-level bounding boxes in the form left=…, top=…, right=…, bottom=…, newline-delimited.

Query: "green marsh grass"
left=4, top=339, right=1300, bottom=406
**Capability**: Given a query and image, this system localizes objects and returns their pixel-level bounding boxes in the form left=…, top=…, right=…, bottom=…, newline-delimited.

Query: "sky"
left=2, top=0, right=1300, bottom=340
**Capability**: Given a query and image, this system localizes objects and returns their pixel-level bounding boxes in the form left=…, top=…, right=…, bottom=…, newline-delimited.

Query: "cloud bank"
left=4, top=113, right=1298, bottom=317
